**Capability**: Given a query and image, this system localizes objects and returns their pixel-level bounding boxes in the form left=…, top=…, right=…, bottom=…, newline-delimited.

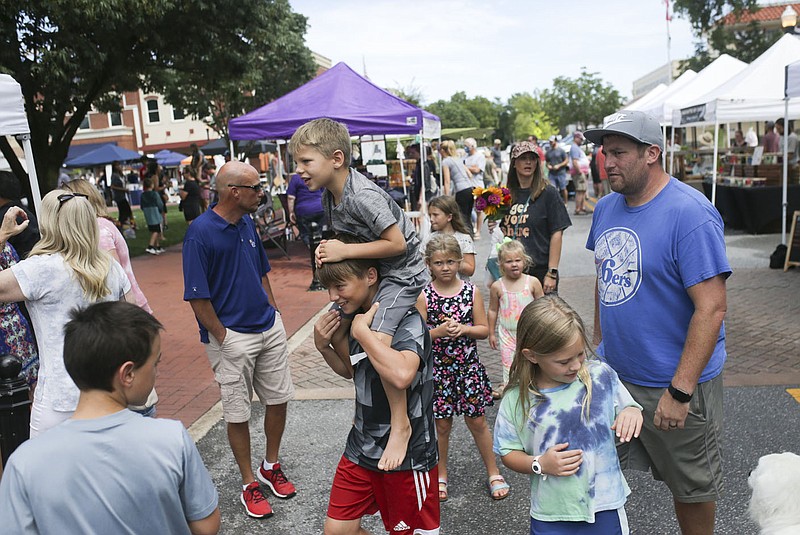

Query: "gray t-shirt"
left=0, top=410, right=219, bottom=534
left=545, top=146, right=568, bottom=177
left=323, top=168, right=426, bottom=282
left=442, top=156, right=472, bottom=193
left=11, top=254, right=130, bottom=412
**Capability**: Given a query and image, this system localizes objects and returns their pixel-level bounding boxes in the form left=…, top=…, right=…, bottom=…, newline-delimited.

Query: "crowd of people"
left=0, top=110, right=730, bottom=535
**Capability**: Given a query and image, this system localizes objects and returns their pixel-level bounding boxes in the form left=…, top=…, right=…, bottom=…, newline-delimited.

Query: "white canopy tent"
left=782, top=59, right=800, bottom=243
left=642, top=55, right=748, bottom=174
left=640, top=69, right=697, bottom=123
left=676, top=34, right=800, bottom=207
left=0, top=75, right=41, bottom=215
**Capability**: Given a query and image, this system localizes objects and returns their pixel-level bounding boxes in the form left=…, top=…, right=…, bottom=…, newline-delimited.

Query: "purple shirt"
left=286, top=174, right=323, bottom=218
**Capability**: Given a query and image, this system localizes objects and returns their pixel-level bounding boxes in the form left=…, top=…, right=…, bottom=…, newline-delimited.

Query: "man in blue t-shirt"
left=584, top=111, right=731, bottom=535
left=183, top=161, right=296, bottom=520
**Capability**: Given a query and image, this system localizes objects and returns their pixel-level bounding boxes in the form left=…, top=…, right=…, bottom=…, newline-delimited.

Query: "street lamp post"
left=782, top=5, right=799, bottom=34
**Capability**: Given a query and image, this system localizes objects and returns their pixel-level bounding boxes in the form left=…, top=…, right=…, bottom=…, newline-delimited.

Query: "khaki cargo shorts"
left=617, top=375, right=724, bottom=503
left=205, top=314, right=294, bottom=423
left=573, top=172, right=588, bottom=192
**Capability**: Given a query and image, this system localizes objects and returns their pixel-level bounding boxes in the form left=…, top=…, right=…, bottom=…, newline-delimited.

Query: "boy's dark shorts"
left=147, top=224, right=162, bottom=233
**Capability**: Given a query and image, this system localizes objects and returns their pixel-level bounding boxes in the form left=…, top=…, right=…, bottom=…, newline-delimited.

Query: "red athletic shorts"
left=327, top=456, right=440, bottom=534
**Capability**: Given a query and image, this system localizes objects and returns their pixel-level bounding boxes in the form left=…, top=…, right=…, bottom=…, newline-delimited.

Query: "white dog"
left=748, top=452, right=800, bottom=534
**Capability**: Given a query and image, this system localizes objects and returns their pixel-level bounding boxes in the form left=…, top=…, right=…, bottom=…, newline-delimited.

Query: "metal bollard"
left=308, top=222, right=325, bottom=292
left=0, top=354, right=31, bottom=466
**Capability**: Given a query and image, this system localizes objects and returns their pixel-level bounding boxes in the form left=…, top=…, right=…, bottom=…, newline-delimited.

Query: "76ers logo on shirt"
left=594, top=227, right=642, bottom=306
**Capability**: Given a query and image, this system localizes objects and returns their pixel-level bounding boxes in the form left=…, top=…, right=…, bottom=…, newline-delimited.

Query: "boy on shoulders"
left=290, top=119, right=429, bottom=472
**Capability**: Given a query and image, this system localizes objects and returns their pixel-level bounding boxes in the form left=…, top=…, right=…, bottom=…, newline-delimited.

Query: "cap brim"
left=584, top=128, right=653, bottom=148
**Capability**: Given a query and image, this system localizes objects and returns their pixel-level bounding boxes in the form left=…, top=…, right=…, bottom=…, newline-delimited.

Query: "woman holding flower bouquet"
left=492, top=141, right=571, bottom=294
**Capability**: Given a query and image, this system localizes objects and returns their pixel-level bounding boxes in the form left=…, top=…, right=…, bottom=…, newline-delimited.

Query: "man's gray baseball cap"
left=584, top=111, right=664, bottom=151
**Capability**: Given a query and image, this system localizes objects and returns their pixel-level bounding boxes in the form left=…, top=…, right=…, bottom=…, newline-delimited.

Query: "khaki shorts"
left=573, top=172, right=588, bottom=191
left=617, top=375, right=724, bottom=503
left=205, top=315, right=294, bottom=423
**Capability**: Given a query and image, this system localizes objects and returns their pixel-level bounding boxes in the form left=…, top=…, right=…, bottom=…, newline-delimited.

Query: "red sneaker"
left=240, top=481, right=273, bottom=518
left=257, top=462, right=297, bottom=499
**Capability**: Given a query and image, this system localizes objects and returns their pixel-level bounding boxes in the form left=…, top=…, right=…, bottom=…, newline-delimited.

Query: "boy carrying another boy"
left=0, top=301, right=220, bottom=534
left=313, top=234, right=439, bottom=535
left=289, top=118, right=429, bottom=471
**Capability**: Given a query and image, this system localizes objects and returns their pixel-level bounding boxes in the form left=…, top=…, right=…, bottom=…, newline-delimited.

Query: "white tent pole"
left=662, top=126, right=667, bottom=170
left=397, top=135, right=409, bottom=210
left=436, top=137, right=443, bottom=194
left=17, top=134, right=42, bottom=215
left=669, top=126, right=676, bottom=176
left=711, top=120, right=719, bottom=206
left=783, top=97, right=789, bottom=245
left=419, top=131, right=427, bottom=215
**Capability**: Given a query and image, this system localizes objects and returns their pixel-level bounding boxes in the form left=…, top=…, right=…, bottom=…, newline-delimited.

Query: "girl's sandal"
left=488, top=475, right=510, bottom=500
left=438, top=479, right=449, bottom=502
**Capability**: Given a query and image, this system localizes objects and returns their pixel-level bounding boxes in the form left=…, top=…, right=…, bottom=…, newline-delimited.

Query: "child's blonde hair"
left=507, top=295, right=594, bottom=426
left=424, top=233, right=462, bottom=264
left=289, top=118, right=351, bottom=164
left=496, top=239, right=532, bottom=276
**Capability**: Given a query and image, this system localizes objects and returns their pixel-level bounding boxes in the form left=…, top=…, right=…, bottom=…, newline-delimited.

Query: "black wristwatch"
left=547, top=268, right=559, bottom=276
left=668, top=383, right=692, bottom=403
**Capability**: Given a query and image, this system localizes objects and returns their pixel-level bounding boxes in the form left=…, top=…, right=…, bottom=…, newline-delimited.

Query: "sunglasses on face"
left=227, top=184, right=263, bottom=192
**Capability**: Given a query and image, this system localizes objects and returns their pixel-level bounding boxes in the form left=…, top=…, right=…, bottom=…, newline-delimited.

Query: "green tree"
left=0, top=0, right=314, bottom=195
left=427, top=95, right=479, bottom=128
left=673, top=1, right=770, bottom=73
left=507, top=92, right=556, bottom=141
left=539, top=69, right=623, bottom=131
left=387, top=83, right=425, bottom=107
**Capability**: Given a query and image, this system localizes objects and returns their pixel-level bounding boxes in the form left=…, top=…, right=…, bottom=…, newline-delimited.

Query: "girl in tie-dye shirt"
left=493, top=296, right=643, bottom=535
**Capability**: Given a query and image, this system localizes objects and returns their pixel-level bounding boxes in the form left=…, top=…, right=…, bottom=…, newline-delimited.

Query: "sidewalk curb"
left=187, top=304, right=349, bottom=443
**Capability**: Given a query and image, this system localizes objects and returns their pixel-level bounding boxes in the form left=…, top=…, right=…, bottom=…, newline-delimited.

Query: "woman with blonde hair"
left=65, top=179, right=151, bottom=313
left=439, top=140, right=475, bottom=229
left=0, top=189, right=133, bottom=436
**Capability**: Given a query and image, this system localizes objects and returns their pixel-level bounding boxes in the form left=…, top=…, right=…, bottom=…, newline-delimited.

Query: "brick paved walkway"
left=133, top=239, right=331, bottom=427
left=132, top=217, right=800, bottom=429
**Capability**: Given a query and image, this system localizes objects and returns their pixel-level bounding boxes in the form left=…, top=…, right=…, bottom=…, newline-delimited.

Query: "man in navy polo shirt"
left=183, top=160, right=296, bottom=520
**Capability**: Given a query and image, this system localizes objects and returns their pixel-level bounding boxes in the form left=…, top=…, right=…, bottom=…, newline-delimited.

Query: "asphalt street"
left=197, top=386, right=800, bottom=534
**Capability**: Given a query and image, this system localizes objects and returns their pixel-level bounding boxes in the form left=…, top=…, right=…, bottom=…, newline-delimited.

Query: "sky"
left=289, top=0, right=699, bottom=104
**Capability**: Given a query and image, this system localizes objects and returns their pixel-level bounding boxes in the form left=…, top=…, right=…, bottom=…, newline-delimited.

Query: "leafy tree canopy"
left=507, top=92, right=557, bottom=141
left=673, top=0, right=772, bottom=73
left=539, top=69, right=623, bottom=130
left=0, top=0, right=314, bottom=194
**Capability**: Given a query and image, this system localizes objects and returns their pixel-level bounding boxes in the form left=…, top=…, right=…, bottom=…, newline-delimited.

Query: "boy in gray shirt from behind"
left=0, top=301, right=220, bottom=535
left=290, top=119, right=429, bottom=473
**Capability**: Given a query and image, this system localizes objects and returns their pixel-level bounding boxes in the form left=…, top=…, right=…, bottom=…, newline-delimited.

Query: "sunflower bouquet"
left=472, top=186, right=512, bottom=220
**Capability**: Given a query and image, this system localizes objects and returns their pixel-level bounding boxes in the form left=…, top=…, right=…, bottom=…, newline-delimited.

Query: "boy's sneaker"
left=257, top=463, right=297, bottom=498
left=156, top=246, right=165, bottom=254
left=240, top=481, right=273, bottom=518
left=145, top=246, right=158, bottom=255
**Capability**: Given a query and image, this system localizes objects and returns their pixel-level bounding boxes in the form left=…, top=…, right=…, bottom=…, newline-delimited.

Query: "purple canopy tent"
left=228, top=62, right=440, bottom=139
left=228, top=62, right=441, bottom=213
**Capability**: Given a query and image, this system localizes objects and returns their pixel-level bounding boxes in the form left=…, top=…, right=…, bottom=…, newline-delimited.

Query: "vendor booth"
left=229, top=62, right=441, bottom=213
left=0, top=74, right=42, bottom=215
left=676, top=34, right=800, bottom=236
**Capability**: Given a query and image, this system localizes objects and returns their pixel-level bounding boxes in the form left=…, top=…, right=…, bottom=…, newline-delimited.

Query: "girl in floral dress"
left=0, top=243, right=38, bottom=390
left=417, top=234, right=510, bottom=503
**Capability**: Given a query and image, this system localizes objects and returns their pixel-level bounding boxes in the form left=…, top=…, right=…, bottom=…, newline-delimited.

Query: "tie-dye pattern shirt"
left=493, top=360, right=641, bottom=522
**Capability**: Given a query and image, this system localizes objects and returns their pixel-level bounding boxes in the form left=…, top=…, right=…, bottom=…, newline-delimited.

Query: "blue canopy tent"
left=153, top=149, right=187, bottom=167
left=64, top=143, right=141, bottom=167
